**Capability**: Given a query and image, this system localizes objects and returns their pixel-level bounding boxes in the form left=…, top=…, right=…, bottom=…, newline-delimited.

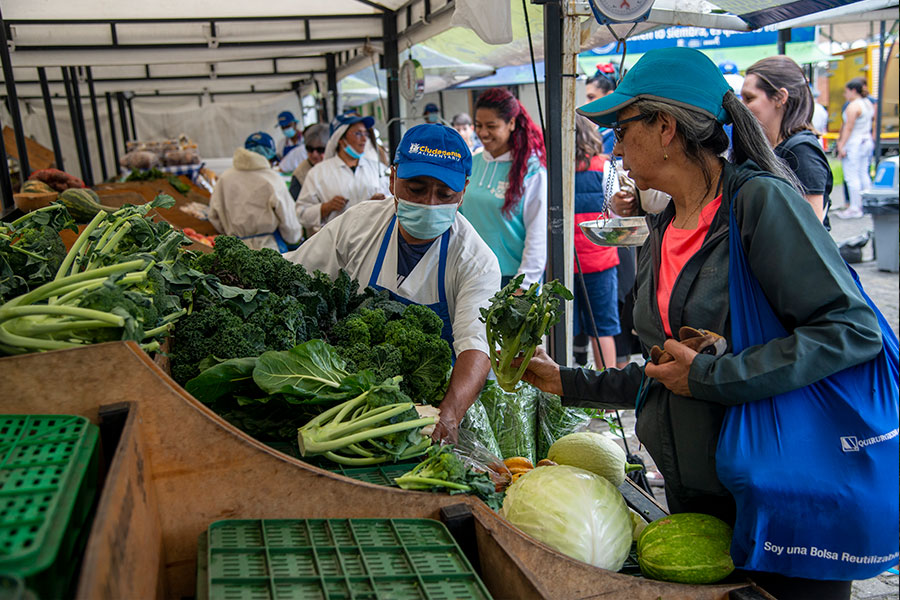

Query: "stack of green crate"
left=0, top=415, right=100, bottom=599
left=197, top=518, right=493, bottom=600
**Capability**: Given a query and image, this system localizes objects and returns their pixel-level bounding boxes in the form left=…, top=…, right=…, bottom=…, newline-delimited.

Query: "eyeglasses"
left=306, top=145, right=326, bottom=154
left=611, top=114, right=648, bottom=143
left=347, top=130, right=368, bottom=139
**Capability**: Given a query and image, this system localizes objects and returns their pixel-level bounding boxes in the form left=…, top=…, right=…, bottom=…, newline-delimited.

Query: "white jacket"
left=284, top=198, right=501, bottom=357
left=295, top=155, right=388, bottom=230
left=208, top=148, right=304, bottom=250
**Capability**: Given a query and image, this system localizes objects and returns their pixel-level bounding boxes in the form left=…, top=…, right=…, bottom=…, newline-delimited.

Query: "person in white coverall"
left=295, top=115, right=389, bottom=235
left=208, top=131, right=303, bottom=252
left=284, top=124, right=501, bottom=443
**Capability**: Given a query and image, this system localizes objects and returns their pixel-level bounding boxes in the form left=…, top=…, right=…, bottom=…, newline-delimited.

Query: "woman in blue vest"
left=461, top=87, right=547, bottom=289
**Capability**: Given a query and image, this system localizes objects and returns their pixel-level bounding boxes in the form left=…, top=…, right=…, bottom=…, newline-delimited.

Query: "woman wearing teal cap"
left=515, top=47, right=886, bottom=598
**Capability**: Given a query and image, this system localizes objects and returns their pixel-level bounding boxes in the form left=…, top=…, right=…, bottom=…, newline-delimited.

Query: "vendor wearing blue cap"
left=276, top=111, right=309, bottom=175
left=285, top=124, right=501, bottom=442
left=296, top=113, right=389, bottom=233
left=209, top=132, right=304, bottom=252
left=514, top=47, right=882, bottom=599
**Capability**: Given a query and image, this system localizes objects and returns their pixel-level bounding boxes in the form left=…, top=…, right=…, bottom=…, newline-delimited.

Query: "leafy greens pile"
left=0, top=196, right=194, bottom=355
left=479, top=274, right=573, bottom=392
left=186, top=339, right=438, bottom=464
left=171, top=235, right=453, bottom=406
left=394, top=444, right=504, bottom=510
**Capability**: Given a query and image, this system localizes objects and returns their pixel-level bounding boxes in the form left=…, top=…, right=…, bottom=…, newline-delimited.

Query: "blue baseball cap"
left=329, top=112, right=375, bottom=135
left=244, top=131, right=276, bottom=159
left=394, top=124, right=472, bottom=192
left=277, top=111, right=297, bottom=127
left=577, top=47, right=732, bottom=126
left=423, top=102, right=440, bottom=115
left=718, top=60, right=739, bottom=75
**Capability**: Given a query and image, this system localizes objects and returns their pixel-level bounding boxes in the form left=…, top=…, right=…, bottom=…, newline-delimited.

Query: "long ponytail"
left=475, top=88, right=546, bottom=217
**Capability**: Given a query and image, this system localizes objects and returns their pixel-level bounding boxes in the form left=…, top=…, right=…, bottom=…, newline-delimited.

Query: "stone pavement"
left=589, top=187, right=899, bottom=596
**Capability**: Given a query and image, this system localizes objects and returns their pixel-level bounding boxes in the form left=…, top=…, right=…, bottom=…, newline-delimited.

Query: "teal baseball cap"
left=577, top=47, right=732, bottom=127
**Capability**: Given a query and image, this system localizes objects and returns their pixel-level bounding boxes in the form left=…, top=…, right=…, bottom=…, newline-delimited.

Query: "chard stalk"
left=56, top=211, right=107, bottom=280
left=298, top=416, right=436, bottom=456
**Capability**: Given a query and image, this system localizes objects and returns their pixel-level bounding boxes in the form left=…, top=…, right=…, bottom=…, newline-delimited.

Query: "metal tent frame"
left=1, top=0, right=895, bottom=364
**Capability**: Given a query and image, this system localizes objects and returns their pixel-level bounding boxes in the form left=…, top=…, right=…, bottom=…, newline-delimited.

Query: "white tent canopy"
left=1, top=0, right=893, bottom=179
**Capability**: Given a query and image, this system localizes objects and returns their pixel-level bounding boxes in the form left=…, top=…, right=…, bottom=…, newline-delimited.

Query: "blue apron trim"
left=369, top=215, right=454, bottom=355
left=240, top=230, right=288, bottom=253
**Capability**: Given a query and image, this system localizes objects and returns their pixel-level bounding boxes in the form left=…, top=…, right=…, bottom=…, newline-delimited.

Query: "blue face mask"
left=283, top=127, right=297, bottom=139
left=425, top=113, right=440, bottom=124
left=342, top=142, right=364, bottom=160
left=396, top=198, right=459, bottom=240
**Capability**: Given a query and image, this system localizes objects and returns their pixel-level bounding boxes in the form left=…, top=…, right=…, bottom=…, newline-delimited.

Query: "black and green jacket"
left=559, top=160, right=882, bottom=520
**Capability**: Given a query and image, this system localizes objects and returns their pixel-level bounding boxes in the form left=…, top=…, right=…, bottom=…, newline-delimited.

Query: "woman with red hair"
left=461, top=87, right=547, bottom=289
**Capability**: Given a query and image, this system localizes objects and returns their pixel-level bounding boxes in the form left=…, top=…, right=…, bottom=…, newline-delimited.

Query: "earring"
left=664, top=151, right=668, bottom=161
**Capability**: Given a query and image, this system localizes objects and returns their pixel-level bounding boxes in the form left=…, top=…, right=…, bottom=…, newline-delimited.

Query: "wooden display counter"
left=0, top=343, right=761, bottom=600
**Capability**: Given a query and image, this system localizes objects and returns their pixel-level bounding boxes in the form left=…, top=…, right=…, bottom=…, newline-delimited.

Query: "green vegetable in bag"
left=479, top=380, right=538, bottom=465
left=459, top=398, right=502, bottom=459
left=536, top=391, right=593, bottom=461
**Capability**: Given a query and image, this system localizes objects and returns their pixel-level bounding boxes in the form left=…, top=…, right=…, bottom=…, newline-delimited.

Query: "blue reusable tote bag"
left=716, top=201, right=899, bottom=580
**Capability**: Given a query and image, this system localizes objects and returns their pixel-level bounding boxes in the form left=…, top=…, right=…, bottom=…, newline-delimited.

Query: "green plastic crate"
left=328, top=462, right=420, bottom=488
left=197, top=518, right=493, bottom=600
left=0, top=415, right=100, bottom=599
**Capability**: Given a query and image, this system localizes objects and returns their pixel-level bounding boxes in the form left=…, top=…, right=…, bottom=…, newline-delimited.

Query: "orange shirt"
left=657, top=196, right=722, bottom=337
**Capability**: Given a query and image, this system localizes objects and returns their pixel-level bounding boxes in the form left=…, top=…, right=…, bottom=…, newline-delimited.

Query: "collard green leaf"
left=253, top=339, right=349, bottom=397
left=185, top=356, right=259, bottom=404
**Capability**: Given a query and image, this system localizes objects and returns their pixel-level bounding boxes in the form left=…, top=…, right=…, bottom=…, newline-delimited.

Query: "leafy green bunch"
left=185, top=339, right=437, bottom=464
left=0, top=204, right=76, bottom=303
left=479, top=274, right=573, bottom=392
left=0, top=196, right=192, bottom=355
left=395, top=444, right=504, bottom=510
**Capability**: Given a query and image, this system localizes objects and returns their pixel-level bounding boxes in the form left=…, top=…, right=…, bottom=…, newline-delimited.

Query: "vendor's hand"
left=610, top=190, right=638, bottom=216
left=370, top=193, right=386, bottom=200
left=322, top=195, right=348, bottom=218
left=509, top=347, right=563, bottom=396
left=644, top=339, right=697, bottom=396
left=431, top=412, right=459, bottom=444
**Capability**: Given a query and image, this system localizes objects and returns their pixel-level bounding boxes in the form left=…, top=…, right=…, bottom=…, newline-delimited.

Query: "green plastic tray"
left=197, top=518, right=493, bottom=600
left=328, top=462, right=420, bottom=488
left=0, top=415, right=100, bottom=599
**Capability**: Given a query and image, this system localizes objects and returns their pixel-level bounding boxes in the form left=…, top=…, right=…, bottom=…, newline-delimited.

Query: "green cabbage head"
left=500, top=465, right=632, bottom=571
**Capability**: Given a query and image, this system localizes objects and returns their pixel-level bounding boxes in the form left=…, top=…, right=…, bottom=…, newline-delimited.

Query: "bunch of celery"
left=0, top=195, right=188, bottom=355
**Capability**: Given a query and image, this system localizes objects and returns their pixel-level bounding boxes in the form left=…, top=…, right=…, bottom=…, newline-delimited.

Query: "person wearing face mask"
left=295, top=115, right=389, bottom=234
left=276, top=111, right=307, bottom=169
left=208, top=132, right=304, bottom=252
left=423, top=103, right=442, bottom=124
left=284, top=124, right=502, bottom=443
left=289, top=123, right=329, bottom=200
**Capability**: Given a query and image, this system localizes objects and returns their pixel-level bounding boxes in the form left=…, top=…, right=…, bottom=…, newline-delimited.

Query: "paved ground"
left=590, top=186, right=899, bottom=596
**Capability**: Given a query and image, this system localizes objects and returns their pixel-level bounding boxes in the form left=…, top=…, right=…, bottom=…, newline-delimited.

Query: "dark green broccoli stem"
left=498, top=307, right=554, bottom=392
left=51, top=272, right=147, bottom=306
left=8, top=204, right=70, bottom=229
